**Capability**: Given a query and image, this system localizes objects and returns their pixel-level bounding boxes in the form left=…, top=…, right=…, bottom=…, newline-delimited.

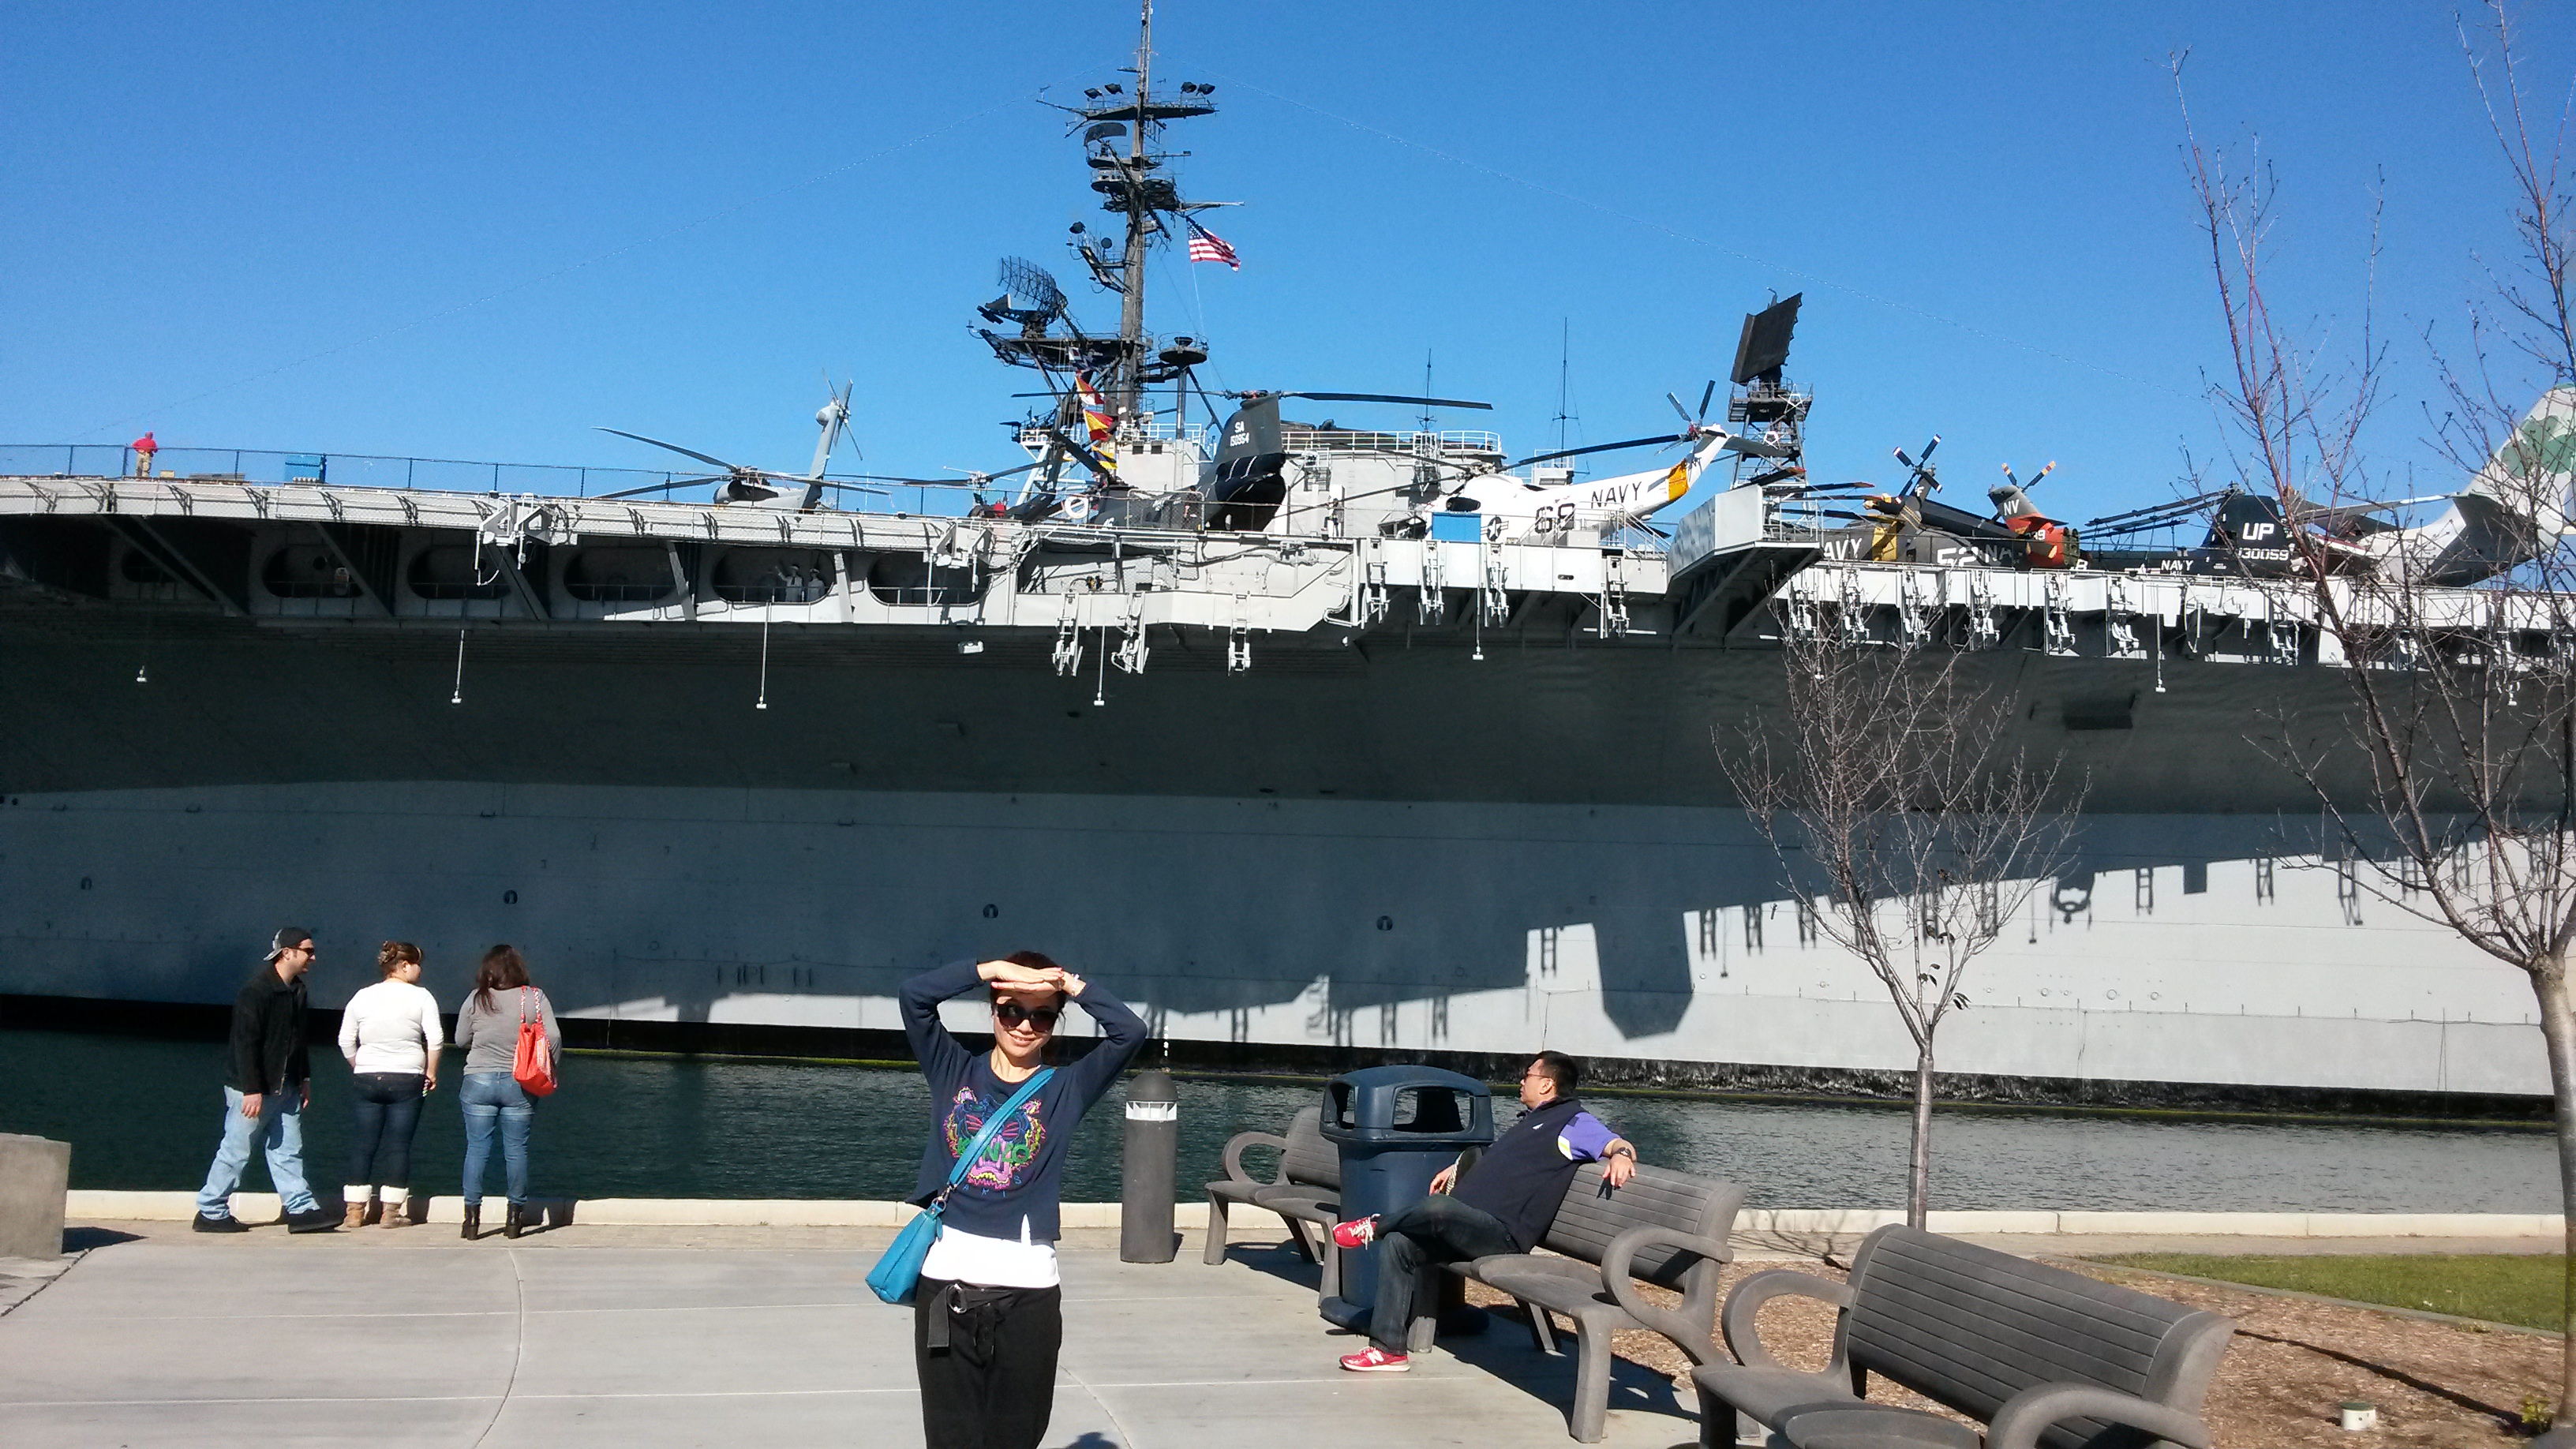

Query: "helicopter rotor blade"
left=596, top=428, right=742, bottom=474
left=592, top=474, right=727, bottom=500
left=1667, top=392, right=1694, bottom=426
left=1697, top=380, right=1717, bottom=421
left=1507, top=434, right=1683, bottom=469
left=1272, top=391, right=1494, bottom=410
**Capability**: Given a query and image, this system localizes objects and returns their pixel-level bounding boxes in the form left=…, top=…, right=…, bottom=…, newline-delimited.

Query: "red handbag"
left=512, top=987, right=558, bottom=1097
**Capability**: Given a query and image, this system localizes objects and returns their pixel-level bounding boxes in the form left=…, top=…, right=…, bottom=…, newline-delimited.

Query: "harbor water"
left=0, top=1029, right=2555, bottom=1211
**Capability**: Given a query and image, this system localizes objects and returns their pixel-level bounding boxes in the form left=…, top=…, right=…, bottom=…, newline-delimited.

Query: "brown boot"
left=381, top=1199, right=409, bottom=1229
left=343, top=1196, right=372, bottom=1230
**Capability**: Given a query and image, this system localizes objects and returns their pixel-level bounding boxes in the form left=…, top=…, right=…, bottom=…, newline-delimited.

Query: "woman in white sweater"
left=337, top=942, right=443, bottom=1227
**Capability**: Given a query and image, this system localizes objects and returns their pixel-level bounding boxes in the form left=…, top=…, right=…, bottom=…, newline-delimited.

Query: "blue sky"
left=3, top=2, right=2565, bottom=525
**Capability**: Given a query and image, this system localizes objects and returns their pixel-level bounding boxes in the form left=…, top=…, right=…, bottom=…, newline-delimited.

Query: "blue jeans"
left=460, top=1072, right=533, bottom=1207
left=196, top=1085, right=320, bottom=1219
left=1368, top=1193, right=1516, bottom=1354
left=346, top=1072, right=426, bottom=1192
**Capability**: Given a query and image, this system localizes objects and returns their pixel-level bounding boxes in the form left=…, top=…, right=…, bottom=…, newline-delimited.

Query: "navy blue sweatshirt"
left=900, top=959, right=1148, bottom=1241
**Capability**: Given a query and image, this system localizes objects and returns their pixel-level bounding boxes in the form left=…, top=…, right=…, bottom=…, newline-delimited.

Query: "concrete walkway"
left=0, top=1221, right=1709, bottom=1449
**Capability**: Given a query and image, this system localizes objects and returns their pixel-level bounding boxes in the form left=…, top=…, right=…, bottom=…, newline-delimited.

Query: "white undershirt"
left=919, top=1216, right=1060, bottom=1290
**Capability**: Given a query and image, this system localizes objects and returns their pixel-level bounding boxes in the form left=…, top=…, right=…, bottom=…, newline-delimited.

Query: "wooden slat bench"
left=1612, top=1223, right=2236, bottom=1449
left=1201, top=1104, right=1346, bottom=1298
left=1422, top=1162, right=1743, bottom=1443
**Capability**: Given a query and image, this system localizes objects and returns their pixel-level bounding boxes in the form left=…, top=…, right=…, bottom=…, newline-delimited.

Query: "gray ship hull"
left=0, top=607, right=2543, bottom=1102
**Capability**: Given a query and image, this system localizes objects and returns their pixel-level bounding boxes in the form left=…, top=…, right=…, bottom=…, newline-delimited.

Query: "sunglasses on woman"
left=994, top=1002, right=1060, bottom=1032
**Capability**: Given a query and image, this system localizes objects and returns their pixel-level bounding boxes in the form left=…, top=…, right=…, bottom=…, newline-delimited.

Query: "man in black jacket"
left=1329, top=1050, right=1637, bottom=1372
left=193, top=927, right=336, bottom=1233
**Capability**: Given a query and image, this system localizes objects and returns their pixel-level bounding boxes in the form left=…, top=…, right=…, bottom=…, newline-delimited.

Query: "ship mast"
left=975, top=0, right=1221, bottom=428
left=1116, top=0, right=1154, bottom=415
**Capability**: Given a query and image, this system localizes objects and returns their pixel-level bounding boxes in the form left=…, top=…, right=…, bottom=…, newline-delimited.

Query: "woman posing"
left=900, top=952, right=1145, bottom=1449
left=337, top=941, right=443, bottom=1228
left=451, top=945, right=559, bottom=1241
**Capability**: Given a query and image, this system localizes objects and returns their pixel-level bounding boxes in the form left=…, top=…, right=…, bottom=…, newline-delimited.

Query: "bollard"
left=0, top=1134, right=70, bottom=1260
left=1119, top=1068, right=1179, bottom=1263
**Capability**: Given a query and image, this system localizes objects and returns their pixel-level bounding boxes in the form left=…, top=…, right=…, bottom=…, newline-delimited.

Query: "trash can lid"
left=1320, top=1065, right=1493, bottom=1142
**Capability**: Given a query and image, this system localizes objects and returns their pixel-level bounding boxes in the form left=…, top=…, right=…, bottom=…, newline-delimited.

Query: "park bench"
left=1202, top=1104, right=1345, bottom=1298
left=1612, top=1223, right=2235, bottom=1449
left=1421, top=1162, right=1743, bottom=1444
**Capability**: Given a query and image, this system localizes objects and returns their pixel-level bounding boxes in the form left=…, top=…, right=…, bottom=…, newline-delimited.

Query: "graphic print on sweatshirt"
left=943, top=1083, right=1046, bottom=1191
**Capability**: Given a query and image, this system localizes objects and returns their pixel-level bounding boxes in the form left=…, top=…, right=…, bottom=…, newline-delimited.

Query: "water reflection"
left=0, top=1031, right=2550, bottom=1210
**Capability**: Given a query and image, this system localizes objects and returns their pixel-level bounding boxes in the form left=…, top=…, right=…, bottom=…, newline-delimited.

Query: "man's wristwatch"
left=1606, top=1145, right=1635, bottom=1159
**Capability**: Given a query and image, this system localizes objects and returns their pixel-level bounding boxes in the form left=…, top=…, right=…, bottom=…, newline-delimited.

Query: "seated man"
left=1329, top=1050, right=1636, bottom=1372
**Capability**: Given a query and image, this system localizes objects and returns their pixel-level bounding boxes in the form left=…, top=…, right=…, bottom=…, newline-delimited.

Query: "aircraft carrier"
left=0, top=7, right=2555, bottom=1110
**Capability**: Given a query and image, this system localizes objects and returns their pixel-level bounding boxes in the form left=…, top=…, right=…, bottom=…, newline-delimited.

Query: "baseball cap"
left=266, top=927, right=314, bottom=961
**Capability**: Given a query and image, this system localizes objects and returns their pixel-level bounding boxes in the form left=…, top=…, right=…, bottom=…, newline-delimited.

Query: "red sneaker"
left=1339, top=1346, right=1410, bottom=1372
left=1330, top=1215, right=1378, bottom=1249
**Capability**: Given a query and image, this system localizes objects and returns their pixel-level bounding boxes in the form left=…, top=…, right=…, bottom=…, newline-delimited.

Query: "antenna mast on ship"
left=979, top=1, right=1225, bottom=426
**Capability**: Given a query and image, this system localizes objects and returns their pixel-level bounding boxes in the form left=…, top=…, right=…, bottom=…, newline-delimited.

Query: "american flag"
left=1186, top=222, right=1240, bottom=270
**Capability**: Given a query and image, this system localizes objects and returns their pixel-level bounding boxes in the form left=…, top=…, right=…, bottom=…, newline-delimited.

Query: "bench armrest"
left=1219, top=1132, right=1290, bottom=1185
left=1601, top=1226, right=1735, bottom=1366
left=1986, top=1386, right=2212, bottom=1449
left=1720, top=1269, right=1852, bottom=1373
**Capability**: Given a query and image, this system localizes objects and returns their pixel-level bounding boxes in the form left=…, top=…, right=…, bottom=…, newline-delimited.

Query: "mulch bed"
left=1460, top=1258, right=2561, bottom=1447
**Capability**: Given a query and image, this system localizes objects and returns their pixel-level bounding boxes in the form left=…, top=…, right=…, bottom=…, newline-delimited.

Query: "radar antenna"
left=1724, top=293, right=1809, bottom=487
left=976, top=0, right=1227, bottom=424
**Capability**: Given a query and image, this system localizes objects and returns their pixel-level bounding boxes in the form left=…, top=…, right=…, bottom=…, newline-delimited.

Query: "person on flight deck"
left=131, top=432, right=158, bottom=477
left=1327, top=1050, right=1638, bottom=1373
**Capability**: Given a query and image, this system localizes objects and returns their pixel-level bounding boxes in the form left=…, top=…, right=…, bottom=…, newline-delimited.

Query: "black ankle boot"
left=504, top=1203, right=525, bottom=1239
left=460, top=1205, right=480, bottom=1241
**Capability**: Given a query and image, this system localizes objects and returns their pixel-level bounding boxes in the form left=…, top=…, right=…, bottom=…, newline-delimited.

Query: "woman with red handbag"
left=451, top=944, right=560, bottom=1240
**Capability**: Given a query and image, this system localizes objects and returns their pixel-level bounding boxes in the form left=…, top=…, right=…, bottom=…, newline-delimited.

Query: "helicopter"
left=1796, top=436, right=2077, bottom=570
left=593, top=381, right=904, bottom=511
left=2076, top=390, right=2576, bottom=582
left=1422, top=380, right=1790, bottom=545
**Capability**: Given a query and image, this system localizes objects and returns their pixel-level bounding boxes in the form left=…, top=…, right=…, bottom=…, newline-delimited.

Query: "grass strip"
left=2091, top=1253, right=2567, bottom=1332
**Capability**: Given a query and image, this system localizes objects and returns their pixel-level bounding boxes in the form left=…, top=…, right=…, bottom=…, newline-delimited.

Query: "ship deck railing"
left=2, top=444, right=1035, bottom=520
left=1279, top=428, right=1503, bottom=457
left=2, top=444, right=1673, bottom=556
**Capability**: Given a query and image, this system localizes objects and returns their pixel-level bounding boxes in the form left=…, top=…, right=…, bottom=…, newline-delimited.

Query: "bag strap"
left=937, top=1066, right=1055, bottom=1200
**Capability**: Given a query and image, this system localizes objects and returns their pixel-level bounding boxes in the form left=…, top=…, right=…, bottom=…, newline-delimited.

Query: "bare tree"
left=2181, top=14, right=2576, bottom=1419
left=1720, top=619, right=2080, bottom=1227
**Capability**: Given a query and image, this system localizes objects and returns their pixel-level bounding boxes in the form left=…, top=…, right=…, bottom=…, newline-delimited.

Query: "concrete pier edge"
left=58, top=1190, right=2568, bottom=1237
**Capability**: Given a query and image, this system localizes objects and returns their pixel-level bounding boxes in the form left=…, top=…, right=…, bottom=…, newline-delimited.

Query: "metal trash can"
left=1315, top=1065, right=1494, bottom=1335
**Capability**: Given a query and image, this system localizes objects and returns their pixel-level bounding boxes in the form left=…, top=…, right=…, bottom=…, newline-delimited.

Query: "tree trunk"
left=2533, top=966, right=2576, bottom=1427
left=1908, top=1042, right=1935, bottom=1230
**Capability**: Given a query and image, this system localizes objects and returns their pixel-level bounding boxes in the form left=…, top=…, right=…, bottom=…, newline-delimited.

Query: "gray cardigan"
left=453, top=986, right=562, bottom=1075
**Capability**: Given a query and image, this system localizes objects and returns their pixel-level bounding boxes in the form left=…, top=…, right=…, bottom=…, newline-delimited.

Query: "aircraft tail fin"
left=2466, top=387, right=2576, bottom=535
left=2202, top=491, right=2288, bottom=551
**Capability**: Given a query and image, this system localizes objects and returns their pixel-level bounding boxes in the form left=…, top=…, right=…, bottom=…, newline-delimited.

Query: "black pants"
left=1369, top=1193, right=1516, bottom=1353
left=912, top=1276, right=1062, bottom=1449
left=346, top=1072, right=425, bottom=1189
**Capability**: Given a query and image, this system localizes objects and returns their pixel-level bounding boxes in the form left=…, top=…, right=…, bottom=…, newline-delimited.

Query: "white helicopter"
left=1427, top=383, right=1794, bottom=545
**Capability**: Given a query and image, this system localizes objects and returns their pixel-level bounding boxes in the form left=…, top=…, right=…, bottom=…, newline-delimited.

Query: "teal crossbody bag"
left=869, top=1066, right=1056, bottom=1305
